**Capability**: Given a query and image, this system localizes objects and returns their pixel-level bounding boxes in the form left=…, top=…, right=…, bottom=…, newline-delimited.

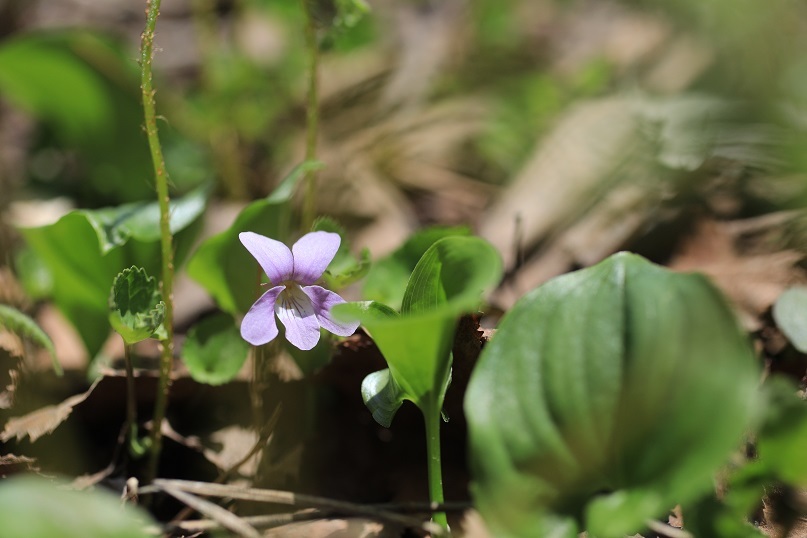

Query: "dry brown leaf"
left=0, top=330, right=24, bottom=358
left=0, top=453, right=38, bottom=476
left=0, top=377, right=101, bottom=443
left=0, top=368, right=20, bottom=410
left=264, top=518, right=392, bottom=538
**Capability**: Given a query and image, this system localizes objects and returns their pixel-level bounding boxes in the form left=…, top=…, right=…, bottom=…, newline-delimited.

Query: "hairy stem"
left=124, top=343, right=149, bottom=458
left=300, top=0, right=320, bottom=229
left=140, top=0, right=175, bottom=484
left=423, top=406, right=449, bottom=531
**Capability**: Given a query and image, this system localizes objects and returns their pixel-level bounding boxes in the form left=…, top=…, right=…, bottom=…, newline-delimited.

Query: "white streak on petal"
left=275, top=284, right=321, bottom=350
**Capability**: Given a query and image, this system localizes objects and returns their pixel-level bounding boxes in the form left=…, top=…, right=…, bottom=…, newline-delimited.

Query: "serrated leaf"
left=363, top=226, right=470, bottom=310
left=108, top=266, right=165, bottom=345
left=187, top=163, right=314, bottom=314
left=182, top=314, right=250, bottom=385
left=773, top=286, right=807, bottom=353
left=19, top=187, right=207, bottom=357
left=0, top=475, right=153, bottom=538
left=465, top=252, right=760, bottom=538
left=0, top=304, right=60, bottom=375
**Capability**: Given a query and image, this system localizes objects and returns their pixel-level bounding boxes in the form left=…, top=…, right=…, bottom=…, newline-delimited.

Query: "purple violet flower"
left=239, top=231, right=360, bottom=350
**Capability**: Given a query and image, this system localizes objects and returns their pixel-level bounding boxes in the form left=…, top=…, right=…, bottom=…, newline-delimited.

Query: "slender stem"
left=423, top=406, right=449, bottom=531
left=123, top=343, right=138, bottom=451
left=140, top=0, right=175, bottom=484
left=300, top=0, right=320, bottom=230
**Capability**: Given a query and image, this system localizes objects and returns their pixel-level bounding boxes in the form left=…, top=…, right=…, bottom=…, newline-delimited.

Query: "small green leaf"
left=362, top=226, right=470, bottom=310
left=361, top=368, right=407, bottom=428
left=187, top=163, right=313, bottom=314
left=773, top=286, right=807, bottom=353
left=465, top=252, right=760, bottom=538
left=19, top=187, right=207, bottom=357
left=0, top=304, right=60, bottom=375
left=108, top=267, right=165, bottom=345
left=182, top=314, right=250, bottom=385
left=0, top=476, right=154, bottom=538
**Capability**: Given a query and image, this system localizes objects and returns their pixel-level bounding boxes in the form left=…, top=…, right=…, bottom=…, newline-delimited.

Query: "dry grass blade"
left=152, top=479, right=442, bottom=534
left=159, top=482, right=261, bottom=538
left=173, top=509, right=324, bottom=533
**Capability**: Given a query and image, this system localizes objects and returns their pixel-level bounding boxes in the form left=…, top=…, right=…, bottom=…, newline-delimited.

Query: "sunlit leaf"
left=19, top=187, right=207, bottom=357
left=773, top=286, right=807, bottom=353
left=465, top=252, right=760, bottom=537
left=182, top=314, right=250, bottom=385
left=362, top=226, right=470, bottom=310
left=0, top=304, right=60, bottom=375
left=0, top=475, right=153, bottom=538
left=108, top=267, right=165, bottom=346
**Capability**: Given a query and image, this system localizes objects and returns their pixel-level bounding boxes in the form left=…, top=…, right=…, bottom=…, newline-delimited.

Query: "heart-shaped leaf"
left=186, top=162, right=317, bottom=315
left=773, top=286, right=807, bottom=353
left=182, top=314, right=250, bottom=385
left=465, top=252, right=760, bottom=538
left=109, top=267, right=165, bottom=345
left=19, top=187, right=207, bottom=357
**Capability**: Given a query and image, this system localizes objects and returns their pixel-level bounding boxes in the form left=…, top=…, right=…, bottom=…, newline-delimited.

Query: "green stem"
left=140, top=0, right=175, bottom=484
left=124, top=343, right=149, bottom=458
left=423, top=406, right=449, bottom=531
left=300, top=0, right=320, bottom=230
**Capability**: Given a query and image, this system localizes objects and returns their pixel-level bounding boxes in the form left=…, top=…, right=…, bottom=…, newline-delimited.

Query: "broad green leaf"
left=186, top=162, right=314, bottom=314
left=182, top=314, right=250, bottom=385
left=361, top=368, right=406, bottom=428
left=108, top=267, right=165, bottom=345
left=336, top=236, right=501, bottom=424
left=465, top=252, right=760, bottom=538
left=362, top=226, right=470, bottom=310
left=773, top=286, right=807, bottom=353
left=312, top=216, right=370, bottom=288
left=19, top=187, right=207, bottom=357
left=0, top=304, right=60, bottom=375
left=0, top=476, right=153, bottom=538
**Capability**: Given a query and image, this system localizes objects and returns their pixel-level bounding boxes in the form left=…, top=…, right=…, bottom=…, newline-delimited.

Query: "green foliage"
left=182, top=314, right=250, bottom=385
left=312, top=216, right=370, bottom=288
left=187, top=162, right=317, bottom=315
left=337, top=236, right=502, bottom=424
left=362, top=226, right=470, bottom=310
left=19, top=187, right=207, bottom=357
left=108, top=267, right=165, bottom=345
left=0, top=476, right=153, bottom=538
left=773, top=286, right=807, bottom=353
left=465, top=252, right=761, bottom=538
left=0, top=304, right=60, bottom=375
left=0, top=31, right=192, bottom=204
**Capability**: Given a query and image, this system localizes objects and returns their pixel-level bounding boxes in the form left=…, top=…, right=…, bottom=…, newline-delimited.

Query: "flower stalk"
left=140, top=0, right=175, bottom=484
left=300, top=0, right=320, bottom=229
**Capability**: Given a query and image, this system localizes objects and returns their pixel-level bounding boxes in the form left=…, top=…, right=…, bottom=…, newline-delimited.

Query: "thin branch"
left=645, top=519, right=693, bottom=538
left=159, top=484, right=261, bottom=538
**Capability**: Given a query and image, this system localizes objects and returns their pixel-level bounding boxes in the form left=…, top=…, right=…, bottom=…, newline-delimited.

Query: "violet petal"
left=291, top=231, right=340, bottom=285
left=240, top=285, right=285, bottom=346
left=275, top=284, right=321, bottom=350
left=239, top=232, right=294, bottom=285
left=303, top=285, right=360, bottom=337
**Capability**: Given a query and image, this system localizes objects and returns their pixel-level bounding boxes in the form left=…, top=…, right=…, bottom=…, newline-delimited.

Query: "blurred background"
left=1, top=0, right=807, bottom=530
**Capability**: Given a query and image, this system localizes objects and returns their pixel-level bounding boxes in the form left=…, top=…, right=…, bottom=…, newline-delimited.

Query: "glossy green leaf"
left=361, top=368, right=407, bottom=428
left=362, top=226, right=470, bottom=310
left=0, top=476, right=153, bottom=538
left=19, top=187, right=207, bottom=357
left=182, top=314, right=250, bottom=385
left=0, top=304, right=60, bottom=375
left=336, top=236, right=501, bottom=423
left=108, top=267, right=165, bottom=345
left=465, top=252, right=760, bottom=538
left=186, top=162, right=314, bottom=314
left=773, top=286, right=807, bottom=353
